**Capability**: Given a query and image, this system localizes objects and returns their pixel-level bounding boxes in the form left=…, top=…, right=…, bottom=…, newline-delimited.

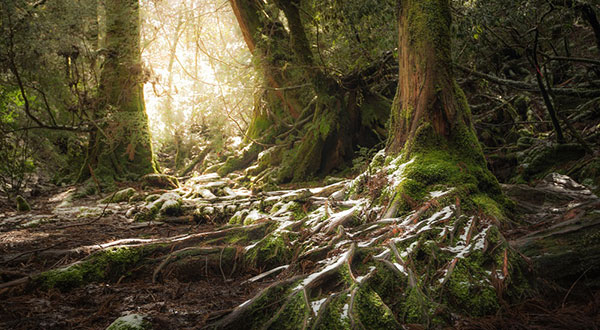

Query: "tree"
left=224, top=0, right=392, bottom=182
left=212, top=1, right=525, bottom=328
left=81, top=0, right=156, bottom=185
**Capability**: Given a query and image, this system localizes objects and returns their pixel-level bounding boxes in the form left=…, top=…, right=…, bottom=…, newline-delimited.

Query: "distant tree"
left=81, top=0, right=156, bottom=185
left=226, top=0, right=394, bottom=182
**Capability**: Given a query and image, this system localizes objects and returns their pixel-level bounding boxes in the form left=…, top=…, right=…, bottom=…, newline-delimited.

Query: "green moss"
left=314, top=293, right=351, bottom=330
left=159, top=199, right=182, bottom=216
left=389, top=147, right=504, bottom=216
left=354, top=287, right=400, bottom=329
left=106, top=314, right=151, bottom=330
left=368, top=262, right=408, bottom=316
left=141, top=173, right=179, bottom=189
left=227, top=280, right=299, bottom=330
left=278, top=129, right=324, bottom=182
left=444, top=262, right=499, bottom=316
left=471, top=194, right=504, bottom=220
left=218, top=143, right=261, bottom=177
left=268, top=291, right=310, bottom=329
left=36, top=246, right=147, bottom=291
left=229, top=210, right=249, bottom=225
left=400, top=287, right=433, bottom=324
left=15, top=195, right=31, bottom=212
left=246, top=232, right=296, bottom=269
left=101, top=187, right=136, bottom=203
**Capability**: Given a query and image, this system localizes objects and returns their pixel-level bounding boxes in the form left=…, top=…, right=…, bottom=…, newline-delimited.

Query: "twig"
left=561, top=265, right=594, bottom=308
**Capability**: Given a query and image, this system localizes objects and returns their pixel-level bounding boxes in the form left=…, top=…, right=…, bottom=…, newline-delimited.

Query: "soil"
left=0, top=185, right=266, bottom=329
left=1, top=175, right=599, bottom=329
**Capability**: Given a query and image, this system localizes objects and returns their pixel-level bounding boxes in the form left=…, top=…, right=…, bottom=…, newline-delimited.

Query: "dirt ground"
left=1, top=179, right=600, bottom=329
left=0, top=186, right=266, bottom=329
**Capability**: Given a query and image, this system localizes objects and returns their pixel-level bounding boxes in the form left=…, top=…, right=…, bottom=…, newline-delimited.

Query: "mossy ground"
left=35, top=246, right=152, bottom=291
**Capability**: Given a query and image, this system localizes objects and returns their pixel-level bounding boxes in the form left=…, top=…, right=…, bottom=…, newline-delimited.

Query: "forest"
left=1, top=0, right=600, bottom=329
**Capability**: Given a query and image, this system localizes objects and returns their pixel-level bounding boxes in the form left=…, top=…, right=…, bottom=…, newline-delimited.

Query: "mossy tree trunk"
left=209, top=1, right=526, bottom=328
left=226, top=0, right=387, bottom=181
left=389, top=0, right=473, bottom=156
left=81, top=0, right=156, bottom=186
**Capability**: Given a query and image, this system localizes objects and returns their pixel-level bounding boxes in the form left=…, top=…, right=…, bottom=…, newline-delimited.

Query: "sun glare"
left=140, top=0, right=253, bottom=142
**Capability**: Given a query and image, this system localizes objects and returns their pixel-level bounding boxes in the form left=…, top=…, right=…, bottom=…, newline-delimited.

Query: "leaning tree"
left=223, top=0, right=394, bottom=182
left=80, top=0, right=156, bottom=185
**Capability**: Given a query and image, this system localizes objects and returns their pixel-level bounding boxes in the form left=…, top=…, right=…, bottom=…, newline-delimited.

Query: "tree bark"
left=227, top=0, right=386, bottom=181
left=82, top=0, right=156, bottom=185
left=389, top=0, right=471, bottom=155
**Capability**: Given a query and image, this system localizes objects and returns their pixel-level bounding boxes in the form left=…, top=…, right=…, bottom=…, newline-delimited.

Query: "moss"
left=389, top=147, right=504, bottom=216
left=471, top=194, right=504, bottom=220
left=106, top=314, right=151, bottom=330
left=218, top=143, right=262, bottom=177
left=368, top=262, right=408, bottom=316
left=245, top=232, right=296, bottom=269
left=354, top=287, right=400, bottom=329
left=314, top=293, right=351, bottom=330
left=225, top=280, right=299, bottom=330
left=400, top=287, right=433, bottom=324
left=36, top=246, right=148, bottom=291
left=101, top=187, right=136, bottom=203
left=229, top=210, right=249, bottom=225
left=443, top=262, right=499, bottom=316
left=159, top=199, right=182, bottom=216
left=141, top=173, right=179, bottom=189
left=15, top=195, right=31, bottom=212
left=278, top=129, right=324, bottom=183
left=268, top=291, right=310, bottom=329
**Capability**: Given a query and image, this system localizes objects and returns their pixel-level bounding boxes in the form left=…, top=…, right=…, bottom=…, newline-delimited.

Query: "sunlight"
left=140, top=0, right=253, bottom=145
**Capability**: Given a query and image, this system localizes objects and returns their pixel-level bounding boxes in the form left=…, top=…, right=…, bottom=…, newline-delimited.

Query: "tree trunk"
left=82, top=0, right=156, bottom=186
left=227, top=0, right=385, bottom=182
left=209, top=1, right=525, bottom=328
left=389, top=0, right=472, bottom=156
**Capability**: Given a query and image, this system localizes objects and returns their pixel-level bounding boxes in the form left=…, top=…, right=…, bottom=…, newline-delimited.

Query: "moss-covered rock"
left=106, top=314, right=151, bottom=330
left=101, top=187, right=137, bottom=203
left=134, top=192, right=182, bottom=222
left=160, top=199, right=182, bottom=216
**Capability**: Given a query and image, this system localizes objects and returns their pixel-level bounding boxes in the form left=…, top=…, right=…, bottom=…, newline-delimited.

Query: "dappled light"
left=1, top=0, right=600, bottom=329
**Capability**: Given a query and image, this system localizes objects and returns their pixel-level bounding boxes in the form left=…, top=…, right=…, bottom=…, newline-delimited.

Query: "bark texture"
left=226, top=0, right=389, bottom=182
left=82, top=0, right=156, bottom=185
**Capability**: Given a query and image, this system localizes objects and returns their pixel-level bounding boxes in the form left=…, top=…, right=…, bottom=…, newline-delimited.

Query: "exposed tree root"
left=6, top=164, right=598, bottom=328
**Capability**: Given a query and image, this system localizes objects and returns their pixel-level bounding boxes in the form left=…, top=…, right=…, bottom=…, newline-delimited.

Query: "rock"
left=101, top=188, right=136, bottom=203
left=141, top=173, right=179, bottom=189
left=197, top=188, right=216, bottom=199
left=135, top=192, right=182, bottom=222
left=106, top=313, right=151, bottom=330
left=15, top=195, right=31, bottom=212
left=160, top=199, right=182, bottom=216
left=129, top=193, right=144, bottom=203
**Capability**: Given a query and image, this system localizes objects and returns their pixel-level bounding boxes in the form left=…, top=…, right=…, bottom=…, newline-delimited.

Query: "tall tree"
left=214, top=1, right=523, bottom=328
left=82, top=0, right=156, bottom=185
left=225, top=0, right=391, bottom=182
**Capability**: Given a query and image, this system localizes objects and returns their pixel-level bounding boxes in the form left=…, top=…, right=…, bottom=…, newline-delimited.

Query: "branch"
left=455, top=64, right=600, bottom=98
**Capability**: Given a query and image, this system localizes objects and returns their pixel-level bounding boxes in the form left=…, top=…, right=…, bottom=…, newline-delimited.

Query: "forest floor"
left=0, top=185, right=266, bottom=329
left=0, top=173, right=599, bottom=329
